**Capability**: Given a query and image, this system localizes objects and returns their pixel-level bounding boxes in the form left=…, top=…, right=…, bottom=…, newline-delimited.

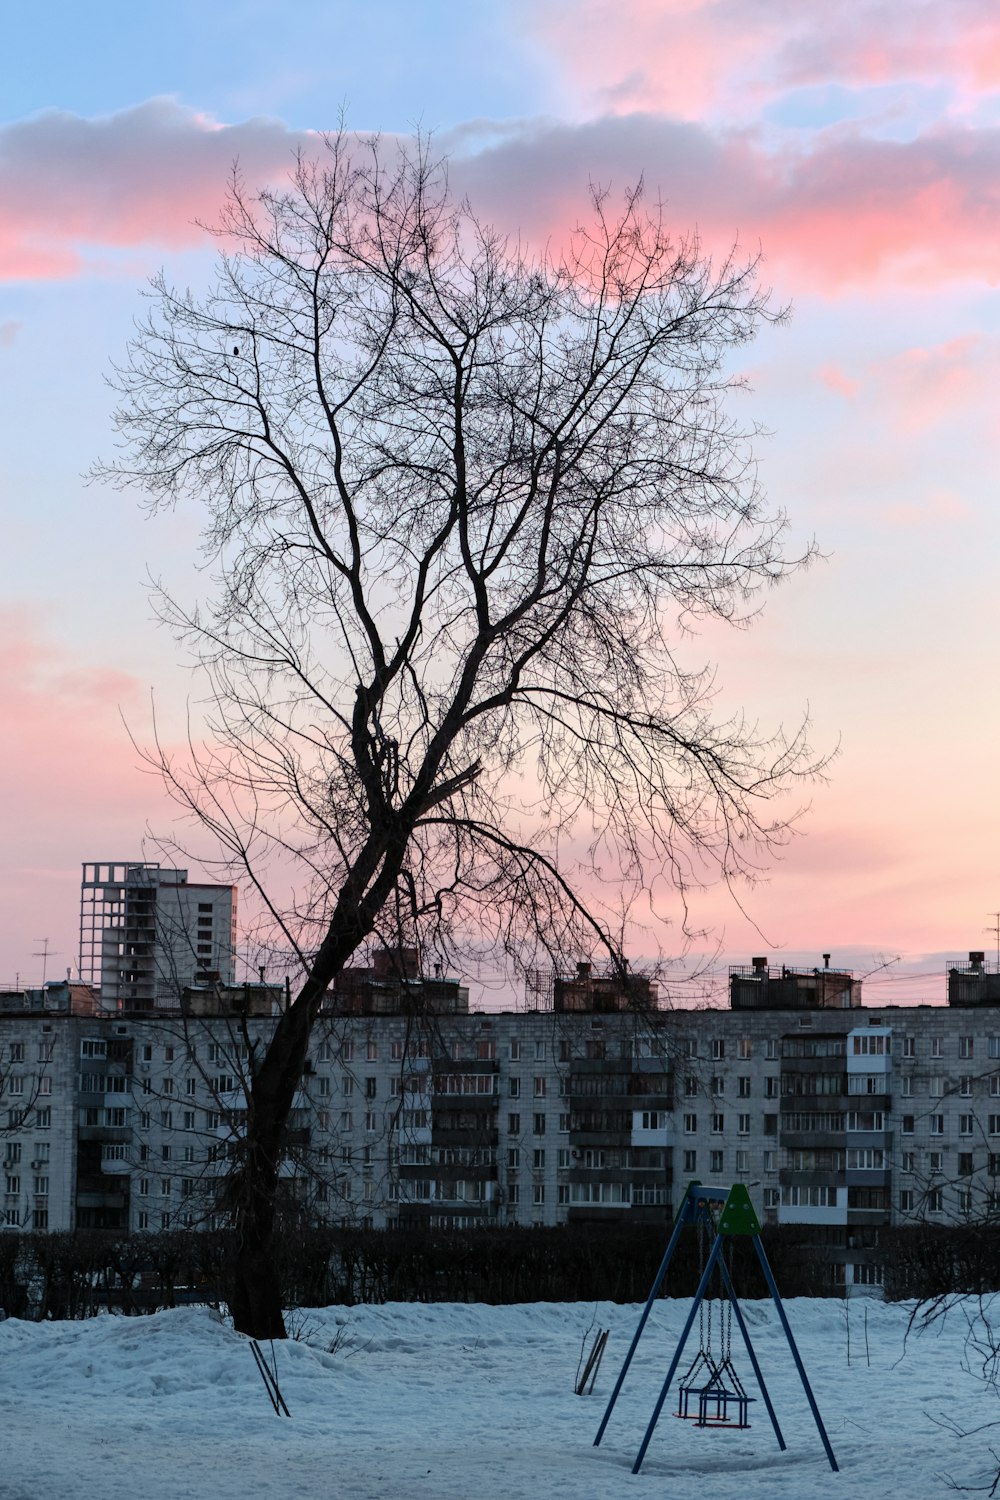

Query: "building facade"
left=3, top=952, right=1000, bottom=1294
left=79, top=862, right=236, bottom=1012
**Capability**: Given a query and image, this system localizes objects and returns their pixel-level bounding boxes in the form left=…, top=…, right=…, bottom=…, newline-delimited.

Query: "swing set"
left=593, top=1181, right=839, bottom=1476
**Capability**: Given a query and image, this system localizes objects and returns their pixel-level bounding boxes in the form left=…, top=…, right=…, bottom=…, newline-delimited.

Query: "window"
left=683, top=1150, right=697, bottom=1173
left=901, top=1151, right=915, bottom=1173
left=9, top=1043, right=24, bottom=1063
left=507, top=1184, right=519, bottom=1206
left=509, top=1077, right=521, bottom=1098
left=365, top=1077, right=377, bottom=1099
left=534, top=1041, right=546, bottom=1062
left=711, top=1113, right=724, bottom=1134
left=712, top=1039, right=725, bottom=1061
left=960, top=1114, right=974, bottom=1137
left=684, top=1076, right=698, bottom=1096
left=931, top=1038, right=942, bottom=1059
left=533, top=1113, right=546, bottom=1136
left=991, top=1038, right=1000, bottom=1061
left=641, top=1111, right=666, bottom=1130
left=901, top=1115, right=914, bottom=1135
left=684, top=1113, right=697, bottom=1134
left=735, top=1149, right=749, bottom=1173
left=185, top=1077, right=197, bottom=1096
left=903, top=1036, right=915, bottom=1058
left=558, top=1114, right=570, bottom=1133
left=341, top=1075, right=354, bottom=1097
left=161, top=1144, right=171, bottom=1162
left=533, top=1183, right=545, bottom=1206
left=930, top=1114, right=945, bottom=1135
left=558, top=1184, right=570, bottom=1205
left=899, top=1189, right=914, bottom=1212
left=737, top=1113, right=751, bottom=1136
left=4, top=1175, right=19, bottom=1195
left=557, top=1148, right=570, bottom=1168
left=367, top=1040, right=378, bottom=1061
left=763, top=1187, right=779, bottom=1209
left=710, top=1076, right=724, bottom=1096
left=960, top=1037, right=974, bottom=1059
left=901, top=1076, right=912, bottom=1097
left=710, top=1150, right=724, bottom=1173
left=533, top=1149, right=545, bottom=1171
left=764, top=1076, right=778, bottom=1098
left=509, top=1039, right=521, bottom=1061
left=35, top=1108, right=50, bottom=1129
left=365, top=1112, right=377, bottom=1133
left=959, top=1152, right=974, bottom=1176
left=160, top=1178, right=172, bottom=1196
left=738, top=1038, right=751, bottom=1060
left=763, top=1114, right=777, bottom=1136
left=765, top=1039, right=779, bottom=1060
left=509, top=1113, right=521, bottom=1135
left=138, top=1178, right=150, bottom=1195
left=930, top=1151, right=943, bottom=1173
left=992, top=1076, right=1000, bottom=1097
left=340, top=1111, right=353, bottom=1132
left=929, top=1077, right=944, bottom=1098
left=990, top=1154, right=1000, bottom=1177
left=533, top=1077, right=547, bottom=1098
left=737, top=1077, right=751, bottom=1098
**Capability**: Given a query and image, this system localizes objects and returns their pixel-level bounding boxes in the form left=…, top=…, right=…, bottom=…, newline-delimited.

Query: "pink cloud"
left=872, top=333, right=991, bottom=431
left=448, top=114, right=1000, bottom=289
left=5, top=99, right=1000, bottom=294
left=523, top=0, right=1000, bottom=119
left=818, top=363, right=857, bottom=398
left=0, top=98, right=309, bottom=281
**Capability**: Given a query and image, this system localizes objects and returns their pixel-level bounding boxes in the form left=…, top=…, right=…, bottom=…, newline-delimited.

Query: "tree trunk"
left=225, top=1105, right=288, bottom=1338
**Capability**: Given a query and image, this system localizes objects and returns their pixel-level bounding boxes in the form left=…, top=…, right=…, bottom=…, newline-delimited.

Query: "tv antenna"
left=986, top=914, right=1000, bottom=970
left=32, top=938, right=58, bottom=987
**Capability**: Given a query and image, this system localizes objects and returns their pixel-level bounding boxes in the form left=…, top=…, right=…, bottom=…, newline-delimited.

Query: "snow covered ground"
left=1, top=1295, right=999, bottom=1499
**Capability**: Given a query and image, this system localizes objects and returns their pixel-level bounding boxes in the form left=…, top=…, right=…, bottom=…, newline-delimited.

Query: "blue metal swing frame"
left=593, top=1181, right=839, bottom=1477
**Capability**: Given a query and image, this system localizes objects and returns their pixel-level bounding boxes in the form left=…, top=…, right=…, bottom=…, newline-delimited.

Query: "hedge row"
left=0, top=1222, right=836, bottom=1320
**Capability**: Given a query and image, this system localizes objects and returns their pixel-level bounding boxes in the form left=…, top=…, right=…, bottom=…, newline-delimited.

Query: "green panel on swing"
left=717, top=1183, right=761, bottom=1236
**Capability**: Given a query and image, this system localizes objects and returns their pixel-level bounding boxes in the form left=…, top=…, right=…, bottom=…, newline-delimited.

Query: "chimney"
left=822, top=954, right=831, bottom=969
left=751, top=956, right=768, bottom=973
left=971, top=951, right=986, bottom=971
left=577, top=961, right=592, bottom=979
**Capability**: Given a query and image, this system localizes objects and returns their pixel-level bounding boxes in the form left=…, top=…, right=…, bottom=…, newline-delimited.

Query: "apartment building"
left=3, top=951, right=1000, bottom=1294
left=79, top=862, right=236, bottom=1012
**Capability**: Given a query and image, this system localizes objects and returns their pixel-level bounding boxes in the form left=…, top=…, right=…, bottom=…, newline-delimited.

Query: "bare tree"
left=98, top=134, right=818, bottom=1337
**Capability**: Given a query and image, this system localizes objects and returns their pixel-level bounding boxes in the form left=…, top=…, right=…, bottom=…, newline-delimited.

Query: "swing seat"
left=695, top=1357, right=754, bottom=1430
left=675, top=1351, right=720, bottom=1420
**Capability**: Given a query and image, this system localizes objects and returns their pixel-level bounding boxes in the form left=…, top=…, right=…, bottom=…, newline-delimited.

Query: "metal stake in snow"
left=593, top=1181, right=838, bottom=1477
left=250, top=1338, right=291, bottom=1417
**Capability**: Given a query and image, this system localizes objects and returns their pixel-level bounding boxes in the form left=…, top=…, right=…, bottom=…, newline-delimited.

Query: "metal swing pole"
left=751, top=1234, right=839, bottom=1473
left=632, top=1231, right=726, bottom=1475
left=593, top=1189, right=693, bottom=1446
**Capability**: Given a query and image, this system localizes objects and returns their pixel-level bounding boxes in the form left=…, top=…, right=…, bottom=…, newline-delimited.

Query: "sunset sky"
left=3, top=0, right=999, bottom=1005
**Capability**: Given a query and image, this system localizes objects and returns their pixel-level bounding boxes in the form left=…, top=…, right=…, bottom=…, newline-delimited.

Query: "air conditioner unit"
left=31, top=1160, right=44, bottom=1170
